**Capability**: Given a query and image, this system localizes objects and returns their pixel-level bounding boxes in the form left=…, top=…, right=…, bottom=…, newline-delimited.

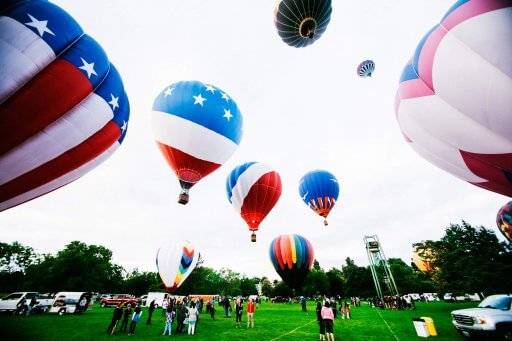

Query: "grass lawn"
left=1, top=301, right=475, bottom=340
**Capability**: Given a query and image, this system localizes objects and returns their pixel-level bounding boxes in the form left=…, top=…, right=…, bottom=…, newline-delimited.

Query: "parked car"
left=100, top=294, right=139, bottom=308
left=451, top=294, right=512, bottom=339
left=408, top=293, right=421, bottom=301
left=30, top=293, right=55, bottom=313
left=444, top=293, right=467, bottom=302
left=465, top=293, right=484, bottom=302
left=422, top=293, right=440, bottom=302
left=49, top=292, right=91, bottom=315
left=0, top=292, right=39, bottom=313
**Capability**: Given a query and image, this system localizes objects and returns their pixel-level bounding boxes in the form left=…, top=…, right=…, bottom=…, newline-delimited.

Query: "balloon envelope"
left=411, top=246, right=433, bottom=272
left=357, top=60, right=375, bottom=77
left=497, top=201, right=512, bottom=242
left=299, top=170, right=339, bottom=225
left=152, top=80, right=243, bottom=204
left=156, top=240, right=199, bottom=292
left=226, top=162, right=281, bottom=241
left=274, top=0, right=332, bottom=48
left=269, top=234, right=314, bottom=289
left=0, top=0, right=130, bottom=211
left=395, top=1, right=512, bottom=197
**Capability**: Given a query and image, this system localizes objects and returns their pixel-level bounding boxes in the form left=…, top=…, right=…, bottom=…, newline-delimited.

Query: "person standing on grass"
left=163, top=306, right=176, bottom=336
left=129, top=304, right=143, bottom=335
left=147, top=299, right=156, bottom=325
left=120, top=304, right=132, bottom=333
left=246, top=298, right=255, bottom=328
left=187, top=302, right=198, bottom=335
left=176, top=302, right=187, bottom=333
left=235, top=298, right=243, bottom=328
left=107, top=303, right=124, bottom=335
left=321, top=301, right=335, bottom=341
left=316, top=301, right=326, bottom=341
left=209, top=299, right=216, bottom=319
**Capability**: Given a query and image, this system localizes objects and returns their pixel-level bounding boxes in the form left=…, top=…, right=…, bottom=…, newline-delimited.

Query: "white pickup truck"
left=0, top=292, right=54, bottom=313
left=451, top=294, right=512, bottom=339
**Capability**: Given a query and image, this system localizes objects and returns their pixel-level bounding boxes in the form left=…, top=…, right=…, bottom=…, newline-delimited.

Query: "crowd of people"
left=106, top=296, right=259, bottom=336
left=368, top=295, right=416, bottom=310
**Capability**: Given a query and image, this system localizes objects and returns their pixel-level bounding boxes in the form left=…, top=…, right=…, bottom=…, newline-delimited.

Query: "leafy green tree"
left=0, top=241, right=38, bottom=273
left=342, top=258, right=374, bottom=297
left=415, top=220, right=512, bottom=295
left=326, top=268, right=344, bottom=296
left=260, top=277, right=273, bottom=297
left=123, top=270, right=160, bottom=296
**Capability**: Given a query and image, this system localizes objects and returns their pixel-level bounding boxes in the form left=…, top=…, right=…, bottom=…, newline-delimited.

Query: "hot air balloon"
left=274, top=0, right=332, bottom=48
left=395, top=0, right=512, bottom=196
left=411, top=245, right=433, bottom=272
left=269, top=234, right=314, bottom=289
left=497, top=201, right=512, bottom=242
left=357, top=60, right=375, bottom=77
left=299, top=170, right=339, bottom=226
left=226, top=162, right=281, bottom=242
left=156, top=240, right=199, bottom=292
left=152, top=81, right=243, bottom=205
left=0, top=0, right=130, bottom=211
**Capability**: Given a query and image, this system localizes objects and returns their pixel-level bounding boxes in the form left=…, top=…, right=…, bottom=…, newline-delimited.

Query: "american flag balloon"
left=152, top=81, right=243, bottom=205
left=299, top=170, right=339, bottom=226
left=0, top=0, right=130, bottom=212
left=395, top=0, right=512, bottom=197
left=226, top=162, right=282, bottom=242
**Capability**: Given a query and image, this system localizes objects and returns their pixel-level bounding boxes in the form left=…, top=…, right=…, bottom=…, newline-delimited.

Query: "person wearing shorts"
left=321, top=301, right=335, bottom=341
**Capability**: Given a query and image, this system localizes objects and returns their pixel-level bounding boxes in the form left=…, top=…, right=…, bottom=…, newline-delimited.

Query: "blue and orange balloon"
left=0, top=0, right=129, bottom=211
left=497, top=201, right=512, bottom=242
left=299, top=170, right=339, bottom=226
left=269, top=234, right=314, bottom=289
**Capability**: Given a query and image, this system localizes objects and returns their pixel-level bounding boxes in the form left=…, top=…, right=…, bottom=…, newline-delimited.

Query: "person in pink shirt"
left=321, top=301, right=335, bottom=341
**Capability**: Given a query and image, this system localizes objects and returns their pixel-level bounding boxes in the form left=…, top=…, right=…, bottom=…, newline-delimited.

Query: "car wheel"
left=58, top=308, right=66, bottom=316
left=497, top=324, right=512, bottom=341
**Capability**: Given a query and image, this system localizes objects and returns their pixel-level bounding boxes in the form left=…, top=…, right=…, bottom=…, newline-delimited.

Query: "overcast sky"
left=0, top=0, right=508, bottom=281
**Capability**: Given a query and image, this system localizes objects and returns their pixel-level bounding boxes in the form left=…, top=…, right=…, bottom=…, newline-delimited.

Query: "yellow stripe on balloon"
left=290, top=234, right=297, bottom=264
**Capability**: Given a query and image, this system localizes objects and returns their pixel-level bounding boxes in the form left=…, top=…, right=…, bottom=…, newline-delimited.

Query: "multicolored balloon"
left=497, top=201, right=512, bottom=242
left=0, top=0, right=130, bottom=211
left=395, top=0, right=512, bottom=196
left=226, top=162, right=281, bottom=242
left=152, top=81, right=243, bottom=204
left=411, top=246, right=433, bottom=272
left=357, top=60, right=375, bottom=77
left=299, top=170, right=339, bottom=226
left=274, top=0, right=332, bottom=48
left=156, top=240, right=199, bottom=292
left=269, top=234, right=314, bottom=289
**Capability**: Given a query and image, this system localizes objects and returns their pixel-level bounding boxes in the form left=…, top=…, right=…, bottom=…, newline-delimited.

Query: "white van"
left=145, top=292, right=169, bottom=308
left=49, top=292, right=91, bottom=315
left=0, top=292, right=39, bottom=312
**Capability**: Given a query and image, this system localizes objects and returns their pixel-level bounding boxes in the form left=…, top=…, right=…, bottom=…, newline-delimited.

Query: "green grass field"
left=1, top=301, right=474, bottom=340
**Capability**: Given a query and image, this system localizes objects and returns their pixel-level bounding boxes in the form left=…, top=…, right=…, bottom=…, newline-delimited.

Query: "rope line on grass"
left=375, top=309, right=399, bottom=341
left=269, top=319, right=316, bottom=341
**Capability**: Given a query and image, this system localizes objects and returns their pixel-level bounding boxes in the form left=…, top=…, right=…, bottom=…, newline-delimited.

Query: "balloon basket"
left=178, top=192, right=189, bottom=205
left=324, top=219, right=328, bottom=226
left=251, top=233, right=257, bottom=242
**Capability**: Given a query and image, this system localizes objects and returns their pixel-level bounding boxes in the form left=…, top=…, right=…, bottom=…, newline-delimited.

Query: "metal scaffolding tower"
left=364, top=235, right=399, bottom=302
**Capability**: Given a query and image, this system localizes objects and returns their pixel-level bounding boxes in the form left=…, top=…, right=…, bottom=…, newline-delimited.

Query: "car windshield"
left=478, top=296, right=512, bottom=310
left=2, top=293, right=23, bottom=300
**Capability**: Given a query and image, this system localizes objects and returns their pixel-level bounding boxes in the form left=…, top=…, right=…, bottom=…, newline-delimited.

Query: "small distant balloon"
left=497, top=201, right=512, bottom=242
left=411, top=246, right=433, bottom=272
left=357, top=60, right=375, bottom=77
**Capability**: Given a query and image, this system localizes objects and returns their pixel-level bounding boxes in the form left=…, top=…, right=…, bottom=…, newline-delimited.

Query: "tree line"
left=1, top=221, right=510, bottom=297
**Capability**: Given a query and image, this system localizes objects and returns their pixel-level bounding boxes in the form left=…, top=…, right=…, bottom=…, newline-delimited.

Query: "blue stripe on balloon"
left=225, top=161, right=257, bottom=202
left=399, top=62, right=419, bottom=83
left=153, top=80, right=243, bottom=144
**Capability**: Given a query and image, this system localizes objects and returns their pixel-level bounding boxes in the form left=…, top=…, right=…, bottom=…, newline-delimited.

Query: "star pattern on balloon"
left=25, top=13, right=55, bottom=37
